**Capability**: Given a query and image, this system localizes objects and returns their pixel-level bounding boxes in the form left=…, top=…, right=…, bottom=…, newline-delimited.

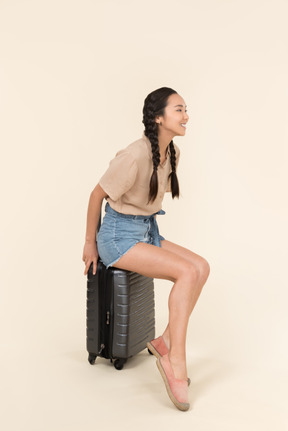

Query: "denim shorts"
left=97, top=202, right=165, bottom=268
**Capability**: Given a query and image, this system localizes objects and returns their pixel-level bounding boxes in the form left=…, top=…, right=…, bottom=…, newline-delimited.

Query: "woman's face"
left=156, top=93, right=189, bottom=137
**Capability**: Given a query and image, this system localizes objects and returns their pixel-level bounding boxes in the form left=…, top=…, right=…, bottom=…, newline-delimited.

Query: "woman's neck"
left=158, top=129, right=173, bottom=158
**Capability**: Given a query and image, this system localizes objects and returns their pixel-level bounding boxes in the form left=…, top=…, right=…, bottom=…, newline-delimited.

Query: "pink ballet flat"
left=147, top=336, right=191, bottom=386
left=147, top=336, right=168, bottom=359
left=156, top=354, right=190, bottom=412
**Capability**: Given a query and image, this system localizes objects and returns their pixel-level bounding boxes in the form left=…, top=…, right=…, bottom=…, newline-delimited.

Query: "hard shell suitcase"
left=86, top=259, right=155, bottom=370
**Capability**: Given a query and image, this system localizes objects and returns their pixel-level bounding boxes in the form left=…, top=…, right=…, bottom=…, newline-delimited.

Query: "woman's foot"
left=147, top=336, right=169, bottom=359
left=147, top=336, right=191, bottom=386
left=156, top=353, right=190, bottom=412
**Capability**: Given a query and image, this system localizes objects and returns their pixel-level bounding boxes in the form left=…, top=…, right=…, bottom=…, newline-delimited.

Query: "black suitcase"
left=86, top=259, right=155, bottom=370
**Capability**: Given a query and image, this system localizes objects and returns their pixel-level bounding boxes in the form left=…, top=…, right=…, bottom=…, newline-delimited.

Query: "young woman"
left=82, top=87, right=210, bottom=411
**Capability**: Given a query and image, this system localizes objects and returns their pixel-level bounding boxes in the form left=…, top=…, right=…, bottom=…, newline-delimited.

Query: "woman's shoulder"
left=115, top=135, right=150, bottom=161
left=113, top=134, right=180, bottom=161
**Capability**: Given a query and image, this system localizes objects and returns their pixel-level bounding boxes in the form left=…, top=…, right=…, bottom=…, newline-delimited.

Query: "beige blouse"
left=99, top=132, right=180, bottom=215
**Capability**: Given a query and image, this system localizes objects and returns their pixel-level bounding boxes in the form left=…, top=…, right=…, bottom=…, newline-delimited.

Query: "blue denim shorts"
left=97, top=202, right=165, bottom=268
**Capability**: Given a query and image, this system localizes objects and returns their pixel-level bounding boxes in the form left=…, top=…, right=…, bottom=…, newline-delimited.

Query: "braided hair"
left=142, top=87, right=180, bottom=203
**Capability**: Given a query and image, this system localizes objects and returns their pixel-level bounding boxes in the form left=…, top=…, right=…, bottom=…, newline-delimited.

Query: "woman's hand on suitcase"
left=82, top=241, right=98, bottom=276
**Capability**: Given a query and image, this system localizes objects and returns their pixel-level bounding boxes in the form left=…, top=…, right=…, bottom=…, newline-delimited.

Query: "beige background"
left=0, top=0, right=287, bottom=429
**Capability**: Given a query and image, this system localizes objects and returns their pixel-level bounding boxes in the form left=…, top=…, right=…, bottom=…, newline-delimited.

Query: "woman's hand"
left=82, top=240, right=98, bottom=276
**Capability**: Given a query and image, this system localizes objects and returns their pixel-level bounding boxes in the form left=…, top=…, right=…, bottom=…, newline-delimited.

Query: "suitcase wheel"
left=114, top=358, right=127, bottom=370
left=88, top=353, right=97, bottom=365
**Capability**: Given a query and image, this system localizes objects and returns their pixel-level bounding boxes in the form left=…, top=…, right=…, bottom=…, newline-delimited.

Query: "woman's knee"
left=178, top=261, right=200, bottom=284
left=182, top=257, right=210, bottom=291
left=198, top=257, right=210, bottom=283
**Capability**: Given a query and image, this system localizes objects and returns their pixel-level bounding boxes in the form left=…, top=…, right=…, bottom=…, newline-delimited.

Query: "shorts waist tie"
left=145, top=209, right=166, bottom=247
left=104, top=202, right=165, bottom=219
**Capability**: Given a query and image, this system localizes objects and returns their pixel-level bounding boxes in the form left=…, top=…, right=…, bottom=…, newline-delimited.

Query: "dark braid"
left=143, top=109, right=160, bottom=202
left=168, top=141, right=180, bottom=198
left=142, top=87, right=180, bottom=203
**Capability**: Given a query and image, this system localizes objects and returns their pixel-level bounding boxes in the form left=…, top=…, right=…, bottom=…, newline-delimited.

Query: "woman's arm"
left=82, top=183, right=108, bottom=275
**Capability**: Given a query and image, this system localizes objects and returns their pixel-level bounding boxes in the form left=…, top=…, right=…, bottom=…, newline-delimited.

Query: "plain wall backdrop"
left=0, top=0, right=287, bottom=430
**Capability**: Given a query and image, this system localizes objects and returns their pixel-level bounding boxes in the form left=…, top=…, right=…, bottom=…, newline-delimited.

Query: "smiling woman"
left=82, top=87, right=210, bottom=411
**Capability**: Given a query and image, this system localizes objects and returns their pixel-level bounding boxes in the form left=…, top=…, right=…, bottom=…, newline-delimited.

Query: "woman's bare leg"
left=160, top=240, right=210, bottom=349
left=111, top=241, right=207, bottom=380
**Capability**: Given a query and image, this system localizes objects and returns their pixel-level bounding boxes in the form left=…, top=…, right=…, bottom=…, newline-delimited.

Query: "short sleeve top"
left=99, top=132, right=180, bottom=215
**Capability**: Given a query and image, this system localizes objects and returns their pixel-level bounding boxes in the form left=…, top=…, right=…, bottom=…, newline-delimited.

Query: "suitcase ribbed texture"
left=86, top=261, right=155, bottom=366
left=112, top=270, right=155, bottom=358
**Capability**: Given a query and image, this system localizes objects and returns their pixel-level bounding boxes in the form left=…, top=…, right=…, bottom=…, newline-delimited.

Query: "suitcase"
left=86, top=259, right=155, bottom=370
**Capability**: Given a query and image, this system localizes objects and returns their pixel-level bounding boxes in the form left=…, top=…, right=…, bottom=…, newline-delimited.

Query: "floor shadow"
left=65, top=348, right=151, bottom=369
left=65, top=349, right=237, bottom=405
